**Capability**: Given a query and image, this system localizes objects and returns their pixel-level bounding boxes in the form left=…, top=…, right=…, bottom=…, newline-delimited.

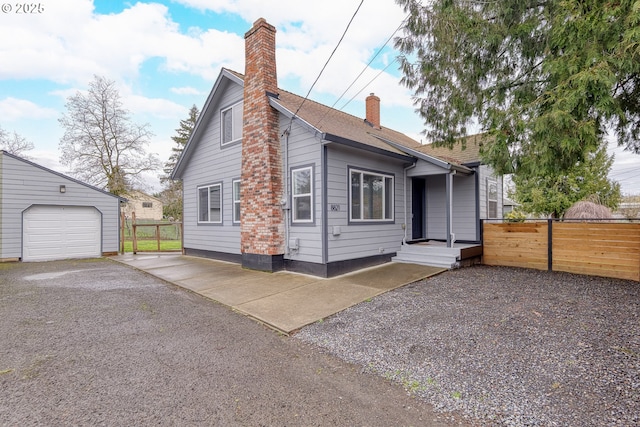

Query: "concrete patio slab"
left=236, top=281, right=375, bottom=333
left=112, top=253, right=445, bottom=334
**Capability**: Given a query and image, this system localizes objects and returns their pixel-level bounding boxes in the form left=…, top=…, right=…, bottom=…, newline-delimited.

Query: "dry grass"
left=564, top=200, right=612, bottom=219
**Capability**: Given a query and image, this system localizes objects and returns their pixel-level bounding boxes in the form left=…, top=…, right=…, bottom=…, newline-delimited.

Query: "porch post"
left=446, top=171, right=454, bottom=247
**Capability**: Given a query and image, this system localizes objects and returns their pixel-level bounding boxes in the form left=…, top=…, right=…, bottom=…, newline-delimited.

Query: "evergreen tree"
left=159, top=105, right=199, bottom=220
left=512, top=143, right=621, bottom=218
left=161, top=104, right=199, bottom=183
left=395, top=0, right=640, bottom=181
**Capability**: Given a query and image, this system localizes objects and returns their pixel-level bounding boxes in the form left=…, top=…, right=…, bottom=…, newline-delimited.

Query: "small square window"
left=142, top=202, right=153, bottom=208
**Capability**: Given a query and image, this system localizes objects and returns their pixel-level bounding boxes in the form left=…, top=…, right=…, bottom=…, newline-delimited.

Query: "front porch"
left=392, top=240, right=483, bottom=269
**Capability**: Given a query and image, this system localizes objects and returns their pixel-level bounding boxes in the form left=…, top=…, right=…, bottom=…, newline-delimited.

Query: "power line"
left=339, top=57, right=398, bottom=111
left=314, top=17, right=407, bottom=129
left=285, top=0, right=365, bottom=133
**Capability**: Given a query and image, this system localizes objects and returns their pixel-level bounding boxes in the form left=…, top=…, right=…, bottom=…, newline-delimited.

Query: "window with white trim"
left=350, top=169, right=394, bottom=221
left=221, top=102, right=243, bottom=145
left=292, top=166, right=313, bottom=223
left=487, top=178, right=498, bottom=218
left=232, top=179, right=241, bottom=224
left=198, top=184, right=222, bottom=223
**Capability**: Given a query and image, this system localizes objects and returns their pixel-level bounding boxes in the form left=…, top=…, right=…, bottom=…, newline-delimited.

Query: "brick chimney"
left=240, top=18, right=285, bottom=272
left=365, top=93, right=381, bottom=129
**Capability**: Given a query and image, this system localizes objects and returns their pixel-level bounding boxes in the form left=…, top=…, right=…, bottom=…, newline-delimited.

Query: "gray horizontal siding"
left=325, top=144, right=406, bottom=263
left=283, top=118, right=323, bottom=264
left=451, top=174, right=477, bottom=241
left=181, top=82, right=243, bottom=255
left=0, top=153, right=120, bottom=259
left=407, top=159, right=448, bottom=176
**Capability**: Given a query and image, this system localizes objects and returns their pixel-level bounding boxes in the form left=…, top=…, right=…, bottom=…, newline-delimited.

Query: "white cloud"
left=1, top=0, right=421, bottom=191
left=172, top=0, right=409, bottom=103
left=0, top=0, right=408, bottom=102
left=0, top=97, right=57, bottom=121
left=0, top=0, right=244, bottom=84
left=126, top=95, right=188, bottom=119
left=170, top=86, right=202, bottom=95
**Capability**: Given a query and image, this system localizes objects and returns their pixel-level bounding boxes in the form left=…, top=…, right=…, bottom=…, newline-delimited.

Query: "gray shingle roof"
left=414, top=133, right=491, bottom=165
left=228, top=69, right=422, bottom=156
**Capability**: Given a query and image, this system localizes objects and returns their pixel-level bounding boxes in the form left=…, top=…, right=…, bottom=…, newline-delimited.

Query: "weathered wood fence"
left=482, top=220, right=640, bottom=281
left=120, top=212, right=183, bottom=254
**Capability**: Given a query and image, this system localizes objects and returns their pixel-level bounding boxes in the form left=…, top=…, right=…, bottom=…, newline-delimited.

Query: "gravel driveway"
left=0, top=259, right=463, bottom=426
left=295, top=265, right=639, bottom=427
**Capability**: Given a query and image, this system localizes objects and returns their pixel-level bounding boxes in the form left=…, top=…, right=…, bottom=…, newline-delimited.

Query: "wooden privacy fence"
left=120, top=212, right=183, bottom=254
left=482, top=220, right=640, bottom=281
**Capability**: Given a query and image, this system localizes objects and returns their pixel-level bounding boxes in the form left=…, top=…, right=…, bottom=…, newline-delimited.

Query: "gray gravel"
left=294, top=265, right=640, bottom=426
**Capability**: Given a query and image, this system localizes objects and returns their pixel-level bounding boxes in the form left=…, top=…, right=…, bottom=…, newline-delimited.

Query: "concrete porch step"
left=392, top=252, right=460, bottom=269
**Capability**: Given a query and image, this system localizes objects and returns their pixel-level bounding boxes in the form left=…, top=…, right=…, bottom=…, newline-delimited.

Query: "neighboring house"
left=0, top=150, right=123, bottom=262
left=172, top=18, right=503, bottom=277
left=122, top=190, right=163, bottom=221
left=503, top=197, right=519, bottom=215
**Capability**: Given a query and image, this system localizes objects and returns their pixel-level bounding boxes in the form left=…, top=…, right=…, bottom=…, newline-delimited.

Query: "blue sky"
left=1, top=0, right=639, bottom=195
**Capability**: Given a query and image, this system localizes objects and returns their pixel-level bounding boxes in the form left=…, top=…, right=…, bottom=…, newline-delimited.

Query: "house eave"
left=323, top=133, right=415, bottom=162
left=373, top=135, right=474, bottom=175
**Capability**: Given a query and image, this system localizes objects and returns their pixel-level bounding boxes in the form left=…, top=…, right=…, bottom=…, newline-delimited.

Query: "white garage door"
left=23, top=205, right=101, bottom=262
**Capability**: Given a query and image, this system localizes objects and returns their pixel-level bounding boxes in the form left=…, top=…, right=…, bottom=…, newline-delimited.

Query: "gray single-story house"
left=0, top=150, right=122, bottom=262
left=172, top=18, right=503, bottom=277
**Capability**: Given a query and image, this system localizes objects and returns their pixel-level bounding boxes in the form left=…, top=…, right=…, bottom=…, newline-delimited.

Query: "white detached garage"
left=0, top=151, right=123, bottom=262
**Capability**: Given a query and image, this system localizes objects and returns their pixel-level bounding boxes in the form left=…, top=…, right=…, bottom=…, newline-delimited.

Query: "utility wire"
left=339, top=57, right=398, bottom=111
left=314, top=17, right=407, bottom=129
left=285, top=0, right=365, bottom=134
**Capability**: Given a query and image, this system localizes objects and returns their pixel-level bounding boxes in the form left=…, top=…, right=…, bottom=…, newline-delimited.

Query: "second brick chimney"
left=240, top=18, right=285, bottom=272
left=365, top=93, right=381, bottom=129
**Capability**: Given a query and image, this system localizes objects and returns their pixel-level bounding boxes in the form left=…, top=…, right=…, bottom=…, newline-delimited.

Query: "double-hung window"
left=292, top=166, right=313, bottom=223
left=198, top=184, right=222, bottom=223
left=350, top=168, right=394, bottom=221
left=221, top=102, right=243, bottom=145
left=232, top=179, right=241, bottom=224
left=487, top=178, right=498, bottom=218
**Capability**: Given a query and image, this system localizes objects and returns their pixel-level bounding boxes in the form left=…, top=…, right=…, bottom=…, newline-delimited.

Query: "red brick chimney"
left=240, top=18, right=285, bottom=272
left=365, top=93, right=381, bottom=129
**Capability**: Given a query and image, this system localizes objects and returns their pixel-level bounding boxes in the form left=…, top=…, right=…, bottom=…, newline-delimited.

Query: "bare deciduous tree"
left=58, top=75, right=160, bottom=196
left=0, top=125, right=34, bottom=158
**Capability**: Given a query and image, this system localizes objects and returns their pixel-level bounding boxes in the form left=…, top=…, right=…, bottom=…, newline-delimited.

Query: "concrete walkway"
left=112, top=253, right=445, bottom=334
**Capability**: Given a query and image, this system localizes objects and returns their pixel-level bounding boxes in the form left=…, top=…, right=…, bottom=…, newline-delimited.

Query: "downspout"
left=403, top=162, right=417, bottom=245
left=321, top=142, right=328, bottom=265
left=282, top=129, right=290, bottom=255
